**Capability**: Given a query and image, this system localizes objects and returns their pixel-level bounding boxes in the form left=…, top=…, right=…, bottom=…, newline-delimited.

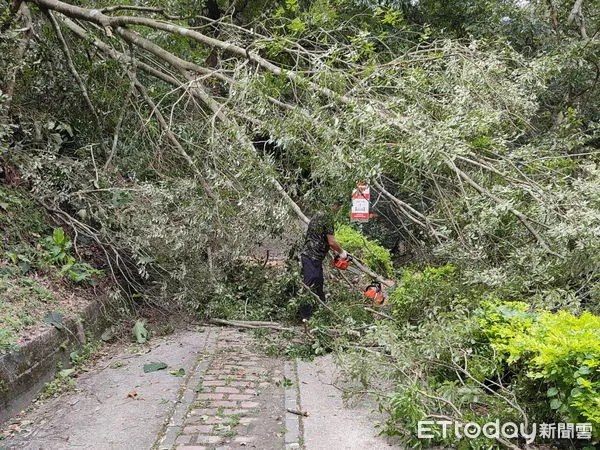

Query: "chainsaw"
left=331, top=254, right=360, bottom=274
left=331, top=253, right=394, bottom=286
left=330, top=254, right=396, bottom=305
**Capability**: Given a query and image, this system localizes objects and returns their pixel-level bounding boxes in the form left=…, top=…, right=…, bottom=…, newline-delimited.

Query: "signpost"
left=351, top=183, right=370, bottom=222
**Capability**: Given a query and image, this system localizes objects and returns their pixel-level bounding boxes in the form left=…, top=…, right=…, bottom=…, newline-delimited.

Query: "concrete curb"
left=0, top=296, right=112, bottom=424
left=284, top=358, right=303, bottom=449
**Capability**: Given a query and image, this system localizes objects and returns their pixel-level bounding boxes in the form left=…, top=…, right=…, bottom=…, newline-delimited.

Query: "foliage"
left=474, top=300, right=538, bottom=356
left=42, top=227, right=103, bottom=284
left=485, top=307, right=600, bottom=432
left=340, top=284, right=600, bottom=446
left=334, top=224, right=393, bottom=275
left=1, top=0, right=600, bottom=447
left=132, top=320, right=149, bottom=344
left=388, top=264, right=477, bottom=322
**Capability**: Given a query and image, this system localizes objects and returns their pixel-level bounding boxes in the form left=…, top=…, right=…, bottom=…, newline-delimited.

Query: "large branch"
left=56, top=14, right=309, bottom=225
left=60, top=17, right=187, bottom=88
left=28, top=0, right=352, bottom=105
left=567, top=0, right=588, bottom=39
left=99, top=5, right=187, bottom=20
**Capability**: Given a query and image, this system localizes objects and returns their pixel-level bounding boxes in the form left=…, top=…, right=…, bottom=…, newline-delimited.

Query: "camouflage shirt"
left=301, top=212, right=335, bottom=262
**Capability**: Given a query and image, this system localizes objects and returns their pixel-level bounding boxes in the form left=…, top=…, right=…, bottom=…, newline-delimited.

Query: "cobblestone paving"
left=159, top=328, right=288, bottom=450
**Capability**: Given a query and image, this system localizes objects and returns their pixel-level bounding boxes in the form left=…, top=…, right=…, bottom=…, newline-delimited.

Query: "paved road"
left=1, top=326, right=398, bottom=450
left=296, top=354, right=398, bottom=450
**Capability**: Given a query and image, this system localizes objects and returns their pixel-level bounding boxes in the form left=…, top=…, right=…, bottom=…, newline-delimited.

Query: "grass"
left=0, top=186, right=55, bottom=350
left=0, top=186, right=103, bottom=351
left=0, top=274, right=59, bottom=350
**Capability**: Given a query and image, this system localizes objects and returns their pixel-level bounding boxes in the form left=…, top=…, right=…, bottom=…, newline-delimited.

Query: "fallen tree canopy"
left=0, top=0, right=598, bottom=301
left=0, top=0, right=597, bottom=302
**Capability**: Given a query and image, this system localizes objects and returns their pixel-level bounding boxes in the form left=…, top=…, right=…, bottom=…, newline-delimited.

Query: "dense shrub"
left=479, top=303, right=600, bottom=434
left=335, top=224, right=393, bottom=276
left=388, top=264, right=479, bottom=322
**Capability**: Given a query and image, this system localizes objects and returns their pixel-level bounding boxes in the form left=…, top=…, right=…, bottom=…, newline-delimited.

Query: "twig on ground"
left=207, top=318, right=295, bottom=332
left=286, top=408, right=309, bottom=417
left=364, top=307, right=396, bottom=322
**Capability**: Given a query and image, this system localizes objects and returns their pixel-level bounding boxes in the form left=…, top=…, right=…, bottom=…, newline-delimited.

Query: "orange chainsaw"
left=364, top=282, right=385, bottom=305
left=331, top=254, right=361, bottom=274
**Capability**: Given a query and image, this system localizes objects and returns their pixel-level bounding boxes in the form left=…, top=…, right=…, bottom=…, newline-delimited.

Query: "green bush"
left=388, top=264, right=474, bottom=322
left=503, top=310, right=600, bottom=432
left=479, top=302, right=600, bottom=434
left=334, top=224, right=393, bottom=275
left=475, top=300, right=537, bottom=357
left=42, top=227, right=103, bottom=283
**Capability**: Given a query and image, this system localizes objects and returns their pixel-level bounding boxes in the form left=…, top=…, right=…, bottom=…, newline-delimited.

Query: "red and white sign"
left=351, top=183, right=370, bottom=222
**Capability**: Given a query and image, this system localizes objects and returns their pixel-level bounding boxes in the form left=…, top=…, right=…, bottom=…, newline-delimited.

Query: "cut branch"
left=207, top=318, right=294, bottom=332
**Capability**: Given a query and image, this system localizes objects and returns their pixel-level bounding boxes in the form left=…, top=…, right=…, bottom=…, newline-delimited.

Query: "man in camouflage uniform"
left=300, top=208, right=347, bottom=324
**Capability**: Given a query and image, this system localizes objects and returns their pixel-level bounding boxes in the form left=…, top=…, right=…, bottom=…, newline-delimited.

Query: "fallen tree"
left=2, top=0, right=599, bottom=309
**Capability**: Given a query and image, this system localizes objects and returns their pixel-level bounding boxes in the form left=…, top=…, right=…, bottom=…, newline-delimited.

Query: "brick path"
left=157, top=327, right=291, bottom=450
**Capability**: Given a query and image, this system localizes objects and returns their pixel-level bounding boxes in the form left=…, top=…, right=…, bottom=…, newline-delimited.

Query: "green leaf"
left=58, top=368, right=75, bottom=378
left=17, top=260, right=30, bottom=274
left=287, top=18, right=305, bottom=33
left=550, top=398, right=561, bottom=410
left=547, top=387, right=558, bottom=397
left=143, top=361, right=167, bottom=373
left=43, top=312, right=64, bottom=330
left=578, top=365, right=591, bottom=375
left=133, top=320, right=148, bottom=344
left=170, top=368, right=185, bottom=377
left=53, top=227, right=65, bottom=245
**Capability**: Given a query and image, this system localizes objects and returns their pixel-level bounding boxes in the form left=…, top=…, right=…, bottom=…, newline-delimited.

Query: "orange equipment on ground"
left=330, top=252, right=395, bottom=306
left=364, top=282, right=385, bottom=305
